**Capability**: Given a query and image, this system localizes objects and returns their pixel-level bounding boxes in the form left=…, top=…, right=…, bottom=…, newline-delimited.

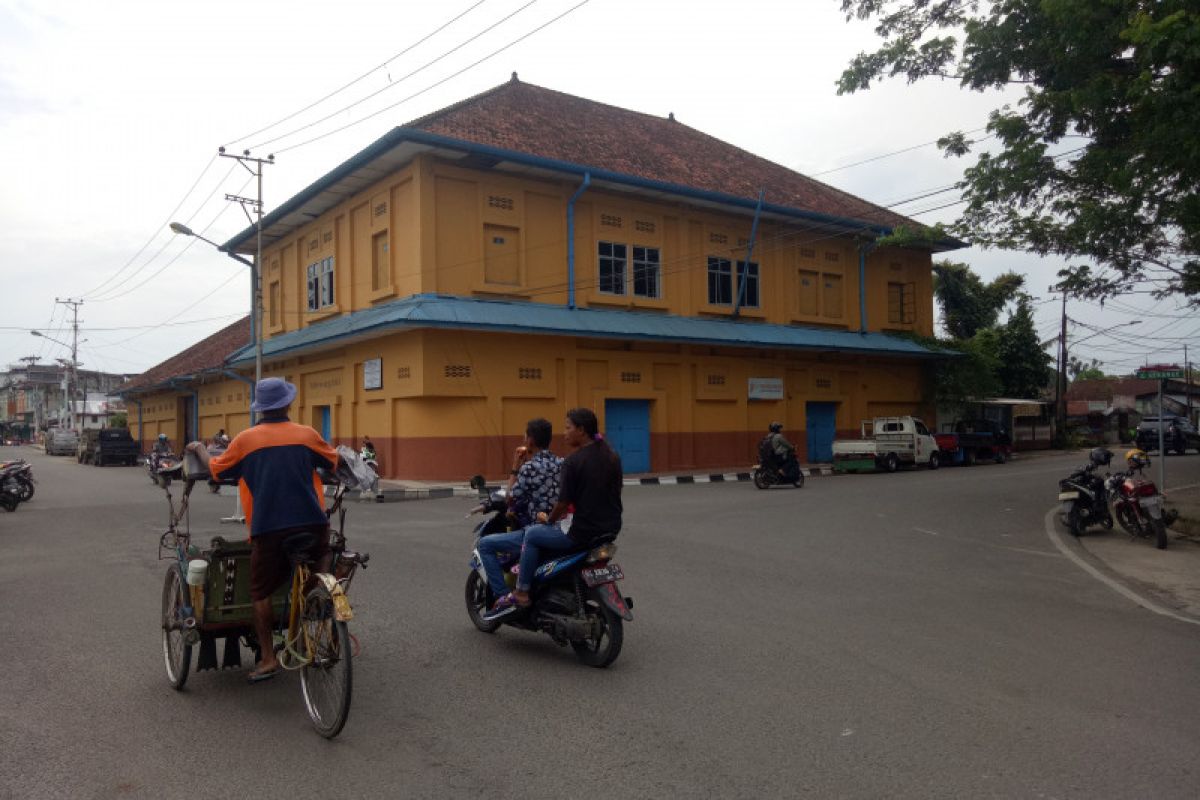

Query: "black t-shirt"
left=559, top=441, right=623, bottom=545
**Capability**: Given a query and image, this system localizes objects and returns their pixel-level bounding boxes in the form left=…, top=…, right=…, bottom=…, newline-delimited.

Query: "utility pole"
left=219, top=147, right=273, bottom=417
left=17, top=356, right=39, bottom=433
left=1055, top=290, right=1068, bottom=441
left=55, top=297, right=83, bottom=430
left=1187, top=343, right=1192, bottom=425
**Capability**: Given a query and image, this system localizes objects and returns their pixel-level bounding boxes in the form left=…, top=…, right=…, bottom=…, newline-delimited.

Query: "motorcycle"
left=463, top=476, right=632, bottom=668
left=752, top=454, right=805, bottom=490
left=147, top=451, right=182, bottom=487
left=0, top=459, right=35, bottom=503
left=1058, top=451, right=1113, bottom=536
left=1106, top=464, right=1173, bottom=550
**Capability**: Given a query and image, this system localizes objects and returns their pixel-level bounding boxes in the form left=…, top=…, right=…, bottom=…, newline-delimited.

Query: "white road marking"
left=913, top=527, right=940, bottom=536
left=1042, top=508, right=1200, bottom=627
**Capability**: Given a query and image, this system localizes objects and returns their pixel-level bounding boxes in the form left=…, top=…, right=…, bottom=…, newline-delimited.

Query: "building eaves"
left=226, top=294, right=941, bottom=366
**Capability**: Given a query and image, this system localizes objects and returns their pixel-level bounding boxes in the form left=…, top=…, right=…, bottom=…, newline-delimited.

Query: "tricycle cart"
left=157, top=451, right=371, bottom=738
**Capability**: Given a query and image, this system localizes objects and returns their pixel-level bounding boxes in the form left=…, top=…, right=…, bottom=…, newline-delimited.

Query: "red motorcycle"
left=1106, top=455, right=1171, bottom=549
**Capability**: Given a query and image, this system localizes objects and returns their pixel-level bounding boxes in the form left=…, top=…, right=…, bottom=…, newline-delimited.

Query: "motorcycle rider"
left=489, top=407, right=622, bottom=616
left=762, top=422, right=800, bottom=482
left=1125, top=448, right=1150, bottom=473
left=153, top=433, right=173, bottom=456
left=479, top=418, right=562, bottom=616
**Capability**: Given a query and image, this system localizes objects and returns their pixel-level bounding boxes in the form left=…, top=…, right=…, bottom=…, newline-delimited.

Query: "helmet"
left=1125, top=449, right=1149, bottom=470
left=158, top=433, right=167, bottom=441
left=769, top=422, right=783, bottom=433
left=1088, top=447, right=1112, bottom=467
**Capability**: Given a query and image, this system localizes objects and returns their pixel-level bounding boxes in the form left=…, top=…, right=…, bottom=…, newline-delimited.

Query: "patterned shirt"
left=509, top=449, right=563, bottom=527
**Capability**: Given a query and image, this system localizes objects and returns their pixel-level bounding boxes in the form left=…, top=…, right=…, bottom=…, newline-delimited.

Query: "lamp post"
left=169, top=223, right=262, bottom=414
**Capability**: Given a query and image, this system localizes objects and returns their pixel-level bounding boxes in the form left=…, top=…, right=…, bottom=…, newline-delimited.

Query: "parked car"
left=934, top=418, right=1012, bottom=465
left=833, top=416, right=940, bottom=472
left=78, top=427, right=140, bottom=466
left=45, top=429, right=80, bottom=456
left=1135, top=416, right=1200, bottom=455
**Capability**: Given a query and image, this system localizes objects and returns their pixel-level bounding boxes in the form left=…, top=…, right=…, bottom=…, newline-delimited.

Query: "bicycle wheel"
left=161, top=568, right=192, bottom=689
left=299, top=586, right=352, bottom=738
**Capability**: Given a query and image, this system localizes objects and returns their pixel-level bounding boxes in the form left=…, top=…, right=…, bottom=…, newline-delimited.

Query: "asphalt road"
left=3, top=445, right=1200, bottom=799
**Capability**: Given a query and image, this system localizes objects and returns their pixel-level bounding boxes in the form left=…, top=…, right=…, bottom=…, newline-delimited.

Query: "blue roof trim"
left=226, top=294, right=940, bottom=365
left=222, top=128, right=967, bottom=253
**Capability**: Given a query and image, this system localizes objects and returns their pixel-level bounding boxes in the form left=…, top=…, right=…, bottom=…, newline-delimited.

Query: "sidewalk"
left=1074, top=484, right=1200, bottom=620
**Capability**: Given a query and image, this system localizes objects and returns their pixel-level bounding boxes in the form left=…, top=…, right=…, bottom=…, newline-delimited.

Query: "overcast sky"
left=2, top=0, right=1193, bottom=379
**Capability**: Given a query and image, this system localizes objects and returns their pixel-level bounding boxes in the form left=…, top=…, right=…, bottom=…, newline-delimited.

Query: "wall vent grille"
left=444, top=365, right=472, bottom=379
left=601, top=214, right=623, bottom=228
left=620, top=371, right=642, bottom=383
left=396, top=366, right=411, bottom=379
left=487, top=195, right=514, bottom=211
left=635, top=220, right=656, bottom=233
left=709, top=233, right=728, bottom=244
left=518, top=367, right=542, bottom=380
left=707, top=374, right=726, bottom=386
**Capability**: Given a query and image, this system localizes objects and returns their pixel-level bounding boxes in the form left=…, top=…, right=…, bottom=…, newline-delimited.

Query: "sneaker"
left=482, top=592, right=525, bottom=621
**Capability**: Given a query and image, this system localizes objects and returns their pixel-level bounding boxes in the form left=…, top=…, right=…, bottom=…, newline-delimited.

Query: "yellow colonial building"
left=126, top=77, right=960, bottom=479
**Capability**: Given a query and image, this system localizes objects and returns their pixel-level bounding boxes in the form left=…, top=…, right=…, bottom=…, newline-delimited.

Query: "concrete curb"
left=624, top=466, right=836, bottom=486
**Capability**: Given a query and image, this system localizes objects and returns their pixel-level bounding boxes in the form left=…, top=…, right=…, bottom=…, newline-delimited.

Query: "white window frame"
left=632, top=246, right=661, bottom=299
left=307, top=257, right=335, bottom=311
left=736, top=260, right=760, bottom=308
left=707, top=257, right=733, bottom=305
left=598, top=241, right=627, bottom=295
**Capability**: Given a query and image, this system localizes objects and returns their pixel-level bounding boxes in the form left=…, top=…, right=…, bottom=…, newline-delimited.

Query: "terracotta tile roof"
left=406, top=77, right=916, bottom=231
left=121, top=316, right=250, bottom=394
left=1066, top=377, right=1164, bottom=403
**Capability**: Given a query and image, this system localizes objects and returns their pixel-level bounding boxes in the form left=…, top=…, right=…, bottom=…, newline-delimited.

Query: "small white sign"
left=748, top=377, right=784, bottom=400
left=363, top=358, right=382, bottom=391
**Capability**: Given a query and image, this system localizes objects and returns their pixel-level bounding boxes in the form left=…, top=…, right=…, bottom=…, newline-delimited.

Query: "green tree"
left=932, top=260, right=1025, bottom=339
left=837, top=1, right=1200, bottom=302
left=1067, top=355, right=1106, bottom=381
left=993, top=297, right=1053, bottom=398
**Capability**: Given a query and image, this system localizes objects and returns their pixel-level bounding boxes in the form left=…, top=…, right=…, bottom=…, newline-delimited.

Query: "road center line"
left=1042, top=508, right=1200, bottom=627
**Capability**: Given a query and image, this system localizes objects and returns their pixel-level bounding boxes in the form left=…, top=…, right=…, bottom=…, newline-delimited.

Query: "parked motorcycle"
left=463, top=477, right=632, bottom=668
left=1106, top=451, right=1172, bottom=550
left=1058, top=448, right=1114, bottom=536
left=0, top=459, right=33, bottom=511
left=0, top=459, right=35, bottom=503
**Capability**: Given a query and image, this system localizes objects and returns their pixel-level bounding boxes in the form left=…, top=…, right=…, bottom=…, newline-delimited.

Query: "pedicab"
left=156, top=446, right=373, bottom=738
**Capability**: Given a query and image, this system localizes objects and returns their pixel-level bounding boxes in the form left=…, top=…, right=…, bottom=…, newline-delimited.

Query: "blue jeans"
left=516, top=523, right=578, bottom=592
left=477, top=530, right=525, bottom=598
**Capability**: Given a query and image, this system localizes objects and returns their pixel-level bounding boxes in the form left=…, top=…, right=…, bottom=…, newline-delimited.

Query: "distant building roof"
left=1066, top=376, right=1196, bottom=403
left=227, top=294, right=940, bottom=365
left=224, top=78, right=966, bottom=254
left=121, top=317, right=250, bottom=394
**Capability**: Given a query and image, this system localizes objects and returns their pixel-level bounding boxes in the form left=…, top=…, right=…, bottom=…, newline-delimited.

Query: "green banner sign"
left=1136, top=369, right=1183, bottom=380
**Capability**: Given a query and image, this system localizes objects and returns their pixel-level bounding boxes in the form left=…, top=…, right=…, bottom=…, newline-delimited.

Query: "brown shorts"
left=250, top=525, right=331, bottom=601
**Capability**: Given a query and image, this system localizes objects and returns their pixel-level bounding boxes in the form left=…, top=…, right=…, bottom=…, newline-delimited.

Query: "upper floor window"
left=598, top=241, right=626, bottom=295
left=736, top=261, right=759, bottom=308
left=632, top=246, right=660, bottom=299
left=307, top=257, right=336, bottom=311
left=888, top=281, right=915, bottom=325
left=707, top=257, right=733, bottom=305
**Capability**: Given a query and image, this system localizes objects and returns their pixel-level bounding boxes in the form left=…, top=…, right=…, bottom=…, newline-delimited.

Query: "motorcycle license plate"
left=581, top=563, right=624, bottom=586
left=1058, top=491, right=1080, bottom=501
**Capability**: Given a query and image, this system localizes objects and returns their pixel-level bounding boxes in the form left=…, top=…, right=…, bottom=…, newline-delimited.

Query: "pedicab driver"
left=186, top=377, right=338, bottom=683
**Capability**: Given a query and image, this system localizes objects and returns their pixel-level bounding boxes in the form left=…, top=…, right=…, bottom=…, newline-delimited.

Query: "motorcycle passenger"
left=478, top=418, right=562, bottom=613
left=763, top=422, right=800, bottom=482
left=490, top=407, right=622, bottom=615
left=185, top=377, right=338, bottom=683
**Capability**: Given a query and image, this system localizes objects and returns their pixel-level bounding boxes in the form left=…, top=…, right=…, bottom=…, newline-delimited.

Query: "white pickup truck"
left=832, top=416, right=940, bottom=473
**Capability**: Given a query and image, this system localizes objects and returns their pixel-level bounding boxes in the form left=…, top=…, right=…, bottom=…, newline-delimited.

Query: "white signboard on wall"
left=363, top=358, right=382, bottom=391
left=748, top=377, right=784, bottom=400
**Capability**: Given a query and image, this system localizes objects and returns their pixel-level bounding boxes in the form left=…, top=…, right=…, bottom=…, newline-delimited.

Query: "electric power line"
left=225, top=0, right=493, bottom=148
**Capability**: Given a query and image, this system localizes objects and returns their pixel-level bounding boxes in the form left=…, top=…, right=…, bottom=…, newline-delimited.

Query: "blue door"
left=806, top=402, right=837, bottom=463
left=605, top=399, right=650, bottom=474
left=318, top=406, right=331, bottom=441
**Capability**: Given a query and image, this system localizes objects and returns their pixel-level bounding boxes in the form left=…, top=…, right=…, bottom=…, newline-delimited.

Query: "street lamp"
left=169, top=222, right=263, bottom=414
